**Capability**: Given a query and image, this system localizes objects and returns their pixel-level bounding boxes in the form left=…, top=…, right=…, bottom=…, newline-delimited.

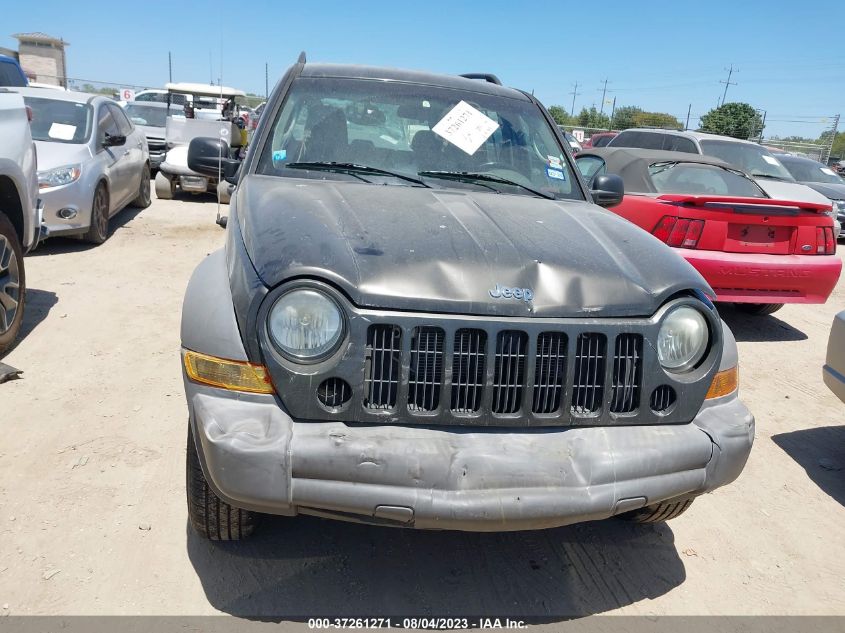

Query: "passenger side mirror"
left=102, top=133, right=126, bottom=147
left=188, top=137, right=241, bottom=183
left=590, top=174, right=624, bottom=208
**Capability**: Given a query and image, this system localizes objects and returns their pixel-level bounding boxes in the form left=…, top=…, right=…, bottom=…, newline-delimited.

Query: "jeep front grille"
left=450, top=329, right=486, bottom=413
left=492, top=331, right=528, bottom=414
left=571, top=333, right=606, bottom=415
left=408, top=327, right=444, bottom=412
left=610, top=334, right=643, bottom=413
left=364, top=324, right=401, bottom=409
left=532, top=332, right=567, bottom=414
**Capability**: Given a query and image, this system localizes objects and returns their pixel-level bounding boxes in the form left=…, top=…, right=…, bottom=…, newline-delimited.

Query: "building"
left=12, top=32, right=69, bottom=87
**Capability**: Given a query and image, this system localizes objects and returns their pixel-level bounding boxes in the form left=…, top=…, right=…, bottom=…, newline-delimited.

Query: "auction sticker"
left=546, top=167, right=566, bottom=180
left=762, top=155, right=781, bottom=166
left=48, top=123, right=76, bottom=140
left=432, top=100, right=499, bottom=155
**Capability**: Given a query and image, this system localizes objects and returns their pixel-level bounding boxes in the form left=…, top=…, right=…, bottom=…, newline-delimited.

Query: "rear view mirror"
left=102, top=133, right=126, bottom=147
left=188, top=136, right=241, bottom=183
left=590, top=174, right=624, bottom=208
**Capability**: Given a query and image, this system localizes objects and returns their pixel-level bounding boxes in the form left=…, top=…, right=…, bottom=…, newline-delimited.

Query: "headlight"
left=38, top=165, right=82, bottom=189
left=267, top=289, right=345, bottom=361
left=657, top=306, right=709, bottom=372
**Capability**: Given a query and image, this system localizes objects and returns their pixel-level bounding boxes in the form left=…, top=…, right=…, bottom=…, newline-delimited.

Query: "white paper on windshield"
left=48, top=123, right=76, bottom=140
left=762, top=155, right=780, bottom=166
left=821, top=167, right=837, bottom=176
left=432, top=100, right=499, bottom=155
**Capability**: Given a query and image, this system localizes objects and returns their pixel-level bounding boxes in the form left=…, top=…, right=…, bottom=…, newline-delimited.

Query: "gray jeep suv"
left=180, top=57, right=754, bottom=540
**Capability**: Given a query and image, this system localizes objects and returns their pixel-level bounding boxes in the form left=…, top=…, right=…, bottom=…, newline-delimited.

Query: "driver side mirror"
left=188, top=137, right=242, bottom=184
left=102, top=133, right=126, bottom=147
left=590, top=174, right=624, bottom=208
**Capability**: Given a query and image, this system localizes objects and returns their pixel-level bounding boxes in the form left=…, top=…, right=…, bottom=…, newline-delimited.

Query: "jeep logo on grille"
left=489, top=284, right=534, bottom=302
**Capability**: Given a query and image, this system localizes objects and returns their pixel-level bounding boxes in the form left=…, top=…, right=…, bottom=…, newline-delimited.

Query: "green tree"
left=633, top=111, right=682, bottom=129
left=576, top=106, right=610, bottom=129
left=610, top=105, right=643, bottom=130
left=699, top=102, right=764, bottom=139
left=547, top=105, right=574, bottom=126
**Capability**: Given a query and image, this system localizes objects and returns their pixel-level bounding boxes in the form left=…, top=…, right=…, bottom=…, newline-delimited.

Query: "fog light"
left=183, top=350, right=274, bottom=394
left=705, top=366, right=738, bottom=399
left=57, top=208, right=77, bottom=219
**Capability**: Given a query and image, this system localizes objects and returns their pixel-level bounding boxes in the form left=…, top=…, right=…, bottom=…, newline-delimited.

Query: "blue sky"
left=3, top=0, right=842, bottom=137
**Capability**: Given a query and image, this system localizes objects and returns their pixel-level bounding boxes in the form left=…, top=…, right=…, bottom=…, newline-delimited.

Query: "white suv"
left=0, top=90, right=41, bottom=355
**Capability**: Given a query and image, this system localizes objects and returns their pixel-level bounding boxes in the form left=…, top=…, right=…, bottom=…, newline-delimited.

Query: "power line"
left=719, top=65, right=738, bottom=106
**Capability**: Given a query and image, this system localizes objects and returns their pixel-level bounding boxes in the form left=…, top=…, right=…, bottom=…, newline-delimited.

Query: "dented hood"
left=236, top=175, right=711, bottom=318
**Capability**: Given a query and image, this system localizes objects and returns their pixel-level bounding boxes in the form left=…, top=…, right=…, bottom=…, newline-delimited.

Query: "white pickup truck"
left=0, top=90, right=41, bottom=355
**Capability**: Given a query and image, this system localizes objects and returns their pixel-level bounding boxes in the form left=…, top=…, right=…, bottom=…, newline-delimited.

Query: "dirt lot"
left=0, top=195, right=843, bottom=620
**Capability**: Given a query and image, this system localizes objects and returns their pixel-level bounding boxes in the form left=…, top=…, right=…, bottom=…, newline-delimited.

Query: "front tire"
left=84, top=182, right=109, bottom=245
left=131, top=163, right=151, bottom=208
left=617, top=498, right=695, bottom=523
left=0, top=213, right=25, bottom=356
left=186, top=424, right=260, bottom=540
left=736, top=303, right=784, bottom=316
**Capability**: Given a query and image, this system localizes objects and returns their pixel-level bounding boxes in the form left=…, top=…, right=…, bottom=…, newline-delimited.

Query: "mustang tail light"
left=652, top=216, right=705, bottom=249
left=815, top=227, right=835, bottom=255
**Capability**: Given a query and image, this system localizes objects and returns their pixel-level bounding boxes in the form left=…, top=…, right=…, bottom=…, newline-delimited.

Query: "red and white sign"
left=120, top=88, right=136, bottom=102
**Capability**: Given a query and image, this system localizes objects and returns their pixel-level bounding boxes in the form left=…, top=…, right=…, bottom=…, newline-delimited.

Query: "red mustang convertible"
left=576, top=148, right=841, bottom=314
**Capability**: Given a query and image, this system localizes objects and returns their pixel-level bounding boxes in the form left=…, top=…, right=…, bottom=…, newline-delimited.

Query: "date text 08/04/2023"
left=307, top=618, right=528, bottom=629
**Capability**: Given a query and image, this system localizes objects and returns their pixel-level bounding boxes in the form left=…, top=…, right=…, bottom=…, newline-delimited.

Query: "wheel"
left=186, top=423, right=260, bottom=540
left=617, top=498, right=695, bottom=523
left=0, top=213, right=24, bottom=356
left=736, top=303, right=784, bottom=316
left=131, top=163, right=151, bottom=208
left=154, top=171, right=175, bottom=200
left=84, top=182, right=109, bottom=244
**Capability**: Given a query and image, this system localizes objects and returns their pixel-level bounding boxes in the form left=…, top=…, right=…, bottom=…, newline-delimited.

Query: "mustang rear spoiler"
left=657, top=194, right=832, bottom=215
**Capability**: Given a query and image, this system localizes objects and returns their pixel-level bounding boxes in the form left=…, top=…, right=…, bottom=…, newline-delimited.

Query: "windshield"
left=780, top=159, right=845, bottom=184
left=255, top=77, right=581, bottom=200
left=698, top=139, right=794, bottom=181
left=24, top=96, right=93, bottom=143
left=648, top=162, right=767, bottom=197
left=124, top=103, right=169, bottom=127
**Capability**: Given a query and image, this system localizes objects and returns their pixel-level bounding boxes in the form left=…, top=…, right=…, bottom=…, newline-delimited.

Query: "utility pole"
left=265, top=63, right=269, bottom=100
left=569, top=81, right=580, bottom=116
left=719, top=65, right=737, bottom=106
left=609, top=96, right=616, bottom=130
left=824, top=114, right=839, bottom=163
left=685, top=104, right=692, bottom=130
left=598, top=78, right=610, bottom=115
left=168, top=51, right=172, bottom=83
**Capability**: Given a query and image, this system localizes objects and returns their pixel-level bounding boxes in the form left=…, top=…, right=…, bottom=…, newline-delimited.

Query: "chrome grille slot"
left=364, top=324, right=401, bottom=409
left=650, top=385, right=676, bottom=413
left=450, top=329, right=486, bottom=413
left=571, top=333, right=607, bottom=416
left=532, top=332, right=567, bottom=414
left=492, top=331, right=528, bottom=414
left=610, top=334, right=643, bottom=413
left=408, top=327, right=444, bottom=412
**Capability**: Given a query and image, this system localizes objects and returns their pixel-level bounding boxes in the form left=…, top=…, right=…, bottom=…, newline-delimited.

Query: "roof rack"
left=459, top=73, right=502, bottom=86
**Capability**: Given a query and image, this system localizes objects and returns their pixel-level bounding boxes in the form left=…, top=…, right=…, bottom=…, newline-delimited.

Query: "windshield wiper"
left=649, top=161, right=678, bottom=176
left=751, top=172, right=789, bottom=181
left=285, top=162, right=429, bottom=187
left=418, top=171, right=555, bottom=200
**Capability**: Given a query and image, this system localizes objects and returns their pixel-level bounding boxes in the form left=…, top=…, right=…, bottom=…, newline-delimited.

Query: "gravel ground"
left=0, top=195, right=843, bottom=621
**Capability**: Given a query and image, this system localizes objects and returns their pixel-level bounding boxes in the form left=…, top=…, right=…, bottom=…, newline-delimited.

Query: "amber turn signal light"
left=183, top=350, right=275, bottom=394
left=705, top=366, right=738, bottom=400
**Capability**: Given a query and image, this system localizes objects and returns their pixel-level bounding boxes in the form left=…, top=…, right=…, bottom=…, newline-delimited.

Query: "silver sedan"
left=12, top=87, right=150, bottom=244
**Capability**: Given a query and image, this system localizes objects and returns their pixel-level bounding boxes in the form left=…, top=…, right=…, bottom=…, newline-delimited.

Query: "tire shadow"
left=26, top=205, right=146, bottom=256
left=19, top=288, right=58, bottom=343
left=718, top=305, right=808, bottom=342
left=187, top=516, right=686, bottom=621
left=772, top=426, right=845, bottom=507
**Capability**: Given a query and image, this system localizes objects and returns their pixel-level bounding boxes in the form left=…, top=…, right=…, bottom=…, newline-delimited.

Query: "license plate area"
left=726, top=224, right=792, bottom=254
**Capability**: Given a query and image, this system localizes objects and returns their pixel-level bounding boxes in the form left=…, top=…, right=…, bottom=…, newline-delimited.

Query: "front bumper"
left=186, top=381, right=754, bottom=531
left=680, top=249, right=842, bottom=304
left=39, top=179, right=93, bottom=237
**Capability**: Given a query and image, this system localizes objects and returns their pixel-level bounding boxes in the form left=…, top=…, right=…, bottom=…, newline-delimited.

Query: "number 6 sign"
left=120, top=88, right=136, bottom=102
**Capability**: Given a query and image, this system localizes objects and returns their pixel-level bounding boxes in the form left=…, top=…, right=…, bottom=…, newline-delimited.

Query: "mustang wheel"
left=617, top=498, right=694, bottom=523
left=84, top=182, right=110, bottom=245
left=132, top=163, right=152, bottom=208
left=186, top=423, right=260, bottom=540
left=0, top=213, right=24, bottom=356
left=736, top=303, right=784, bottom=316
